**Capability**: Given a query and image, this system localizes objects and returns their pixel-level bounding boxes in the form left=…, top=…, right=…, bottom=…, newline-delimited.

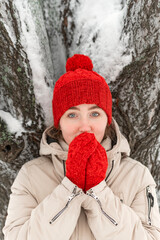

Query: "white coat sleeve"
left=3, top=165, right=84, bottom=240
left=83, top=169, right=160, bottom=240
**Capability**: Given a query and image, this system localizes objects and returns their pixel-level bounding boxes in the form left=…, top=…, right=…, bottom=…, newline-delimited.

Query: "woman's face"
left=59, top=104, right=108, bottom=145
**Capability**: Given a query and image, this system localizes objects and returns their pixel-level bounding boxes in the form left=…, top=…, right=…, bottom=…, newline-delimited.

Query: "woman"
left=3, top=54, right=160, bottom=239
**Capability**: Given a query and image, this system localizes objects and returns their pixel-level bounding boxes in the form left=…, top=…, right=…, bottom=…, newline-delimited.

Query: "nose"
left=79, top=118, right=92, bottom=133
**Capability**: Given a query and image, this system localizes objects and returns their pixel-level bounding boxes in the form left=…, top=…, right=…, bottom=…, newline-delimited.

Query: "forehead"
left=69, top=104, right=100, bottom=110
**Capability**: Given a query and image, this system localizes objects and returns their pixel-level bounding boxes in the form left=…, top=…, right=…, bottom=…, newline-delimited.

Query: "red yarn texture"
left=66, top=54, right=93, bottom=72
left=85, top=141, right=108, bottom=191
left=52, top=54, right=112, bottom=128
left=66, top=132, right=108, bottom=191
left=66, top=133, right=97, bottom=189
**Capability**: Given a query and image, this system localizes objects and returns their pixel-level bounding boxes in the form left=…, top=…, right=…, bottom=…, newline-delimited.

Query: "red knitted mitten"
left=66, top=132, right=97, bottom=189
left=85, top=141, right=108, bottom=191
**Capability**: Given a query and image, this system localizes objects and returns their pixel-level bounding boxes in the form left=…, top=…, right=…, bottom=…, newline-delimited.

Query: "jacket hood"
left=105, top=119, right=130, bottom=159
left=39, top=118, right=130, bottom=180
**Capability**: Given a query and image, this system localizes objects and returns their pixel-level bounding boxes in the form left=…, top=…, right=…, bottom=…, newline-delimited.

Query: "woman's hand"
left=66, top=132, right=97, bottom=189
left=85, top=140, right=108, bottom=192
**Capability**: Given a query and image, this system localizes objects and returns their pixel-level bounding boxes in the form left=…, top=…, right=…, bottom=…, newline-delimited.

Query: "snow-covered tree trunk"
left=0, top=0, right=159, bottom=238
left=0, top=0, right=54, bottom=236
left=112, top=0, right=160, bottom=194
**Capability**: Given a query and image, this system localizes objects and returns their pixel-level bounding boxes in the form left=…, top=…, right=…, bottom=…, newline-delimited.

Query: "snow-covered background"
left=68, top=0, right=132, bottom=82
left=0, top=0, right=160, bottom=238
left=1, top=0, right=132, bottom=129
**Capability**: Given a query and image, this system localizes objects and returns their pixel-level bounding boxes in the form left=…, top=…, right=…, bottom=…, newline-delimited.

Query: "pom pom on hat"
left=52, top=54, right=112, bottom=128
left=66, top=54, right=93, bottom=72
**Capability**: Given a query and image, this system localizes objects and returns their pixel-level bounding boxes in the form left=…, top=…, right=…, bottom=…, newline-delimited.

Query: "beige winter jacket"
left=3, top=119, right=160, bottom=240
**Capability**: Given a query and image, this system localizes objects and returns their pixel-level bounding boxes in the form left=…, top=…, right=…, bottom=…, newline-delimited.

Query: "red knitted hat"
left=52, top=54, right=112, bottom=128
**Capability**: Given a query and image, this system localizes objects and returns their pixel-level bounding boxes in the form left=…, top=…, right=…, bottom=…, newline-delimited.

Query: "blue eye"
left=68, top=113, right=76, bottom=118
left=91, top=112, right=99, bottom=117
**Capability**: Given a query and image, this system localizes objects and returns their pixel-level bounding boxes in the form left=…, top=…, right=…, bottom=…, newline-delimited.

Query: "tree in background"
left=0, top=0, right=159, bottom=238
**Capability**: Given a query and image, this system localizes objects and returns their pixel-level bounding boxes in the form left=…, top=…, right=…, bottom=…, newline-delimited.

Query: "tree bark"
left=0, top=0, right=53, bottom=236
left=111, top=0, right=160, bottom=190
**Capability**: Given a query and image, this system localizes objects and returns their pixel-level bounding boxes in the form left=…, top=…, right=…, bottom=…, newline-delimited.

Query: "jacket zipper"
left=86, top=189, right=118, bottom=226
left=146, top=186, right=154, bottom=225
left=49, top=186, right=82, bottom=224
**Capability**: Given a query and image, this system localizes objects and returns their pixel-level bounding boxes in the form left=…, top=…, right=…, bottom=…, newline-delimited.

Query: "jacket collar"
left=40, top=118, right=130, bottom=181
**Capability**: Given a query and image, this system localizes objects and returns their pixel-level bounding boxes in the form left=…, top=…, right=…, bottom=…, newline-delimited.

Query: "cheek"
left=60, top=123, right=78, bottom=145
left=93, top=123, right=107, bottom=142
left=97, top=126, right=106, bottom=136
left=61, top=130, right=72, bottom=145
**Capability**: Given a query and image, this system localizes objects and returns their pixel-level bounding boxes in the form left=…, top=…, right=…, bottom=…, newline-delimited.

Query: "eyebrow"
left=69, top=106, right=100, bottom=111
